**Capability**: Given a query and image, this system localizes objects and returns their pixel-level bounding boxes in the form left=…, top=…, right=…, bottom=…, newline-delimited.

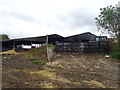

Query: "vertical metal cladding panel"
left=79, top=42, right=89, bottom=53
left=56, top=41, right=109, bottom=54
left=88, top=42, right=99, bottom=53
left=71, top=42, right=79, bottom=53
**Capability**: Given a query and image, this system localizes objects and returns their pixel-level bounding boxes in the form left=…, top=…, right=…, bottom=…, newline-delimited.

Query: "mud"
left=2, top=53, right=119, bottom=88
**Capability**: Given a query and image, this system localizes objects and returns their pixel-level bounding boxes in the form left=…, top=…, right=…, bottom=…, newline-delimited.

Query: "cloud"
left=0, top=10, right=39, bottom=23
left=0, top=0, right=119, bottom=39
left=53, top=7, right=108, bottom=37
left=0, top=28, right=32, bottom=39
left=10, top=11, right=36, bottom=22
left=55, top=8, right=96, bottom=32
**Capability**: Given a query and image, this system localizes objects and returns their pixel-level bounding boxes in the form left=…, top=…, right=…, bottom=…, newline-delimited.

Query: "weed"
left=32, top=60, right=46, bottom=64
left=110, top=42, right=120, bottom=59
left=30, top=47, right=46, bottom=53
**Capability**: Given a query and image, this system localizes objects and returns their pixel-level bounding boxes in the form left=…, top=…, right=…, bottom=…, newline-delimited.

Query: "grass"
left=109, top=42, right=120, bottom=59
left=23, top=53, right=30, bottom=59
left=32, top=60, right=46, bottom=64
left=30, top=46, right=47, bottom=53
left=22, top=46, right=47, bottom=59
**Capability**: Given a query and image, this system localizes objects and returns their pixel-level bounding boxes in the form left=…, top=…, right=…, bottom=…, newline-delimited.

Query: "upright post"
left=46, top=35, right=48, bottom=45
left=46, top=35, right=49, bottom=61
left=13, top=40, right=15, bottom=50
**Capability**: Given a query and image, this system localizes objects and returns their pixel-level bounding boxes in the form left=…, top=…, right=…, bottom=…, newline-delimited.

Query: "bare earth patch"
left=2, top=53, right=119, bottom=88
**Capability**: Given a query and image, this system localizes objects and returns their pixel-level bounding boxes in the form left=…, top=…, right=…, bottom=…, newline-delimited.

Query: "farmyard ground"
left=2, top=53, right=119, bottom=88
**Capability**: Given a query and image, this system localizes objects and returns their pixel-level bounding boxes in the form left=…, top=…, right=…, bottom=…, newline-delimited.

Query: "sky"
left=0, top=0, right=120, bottom=39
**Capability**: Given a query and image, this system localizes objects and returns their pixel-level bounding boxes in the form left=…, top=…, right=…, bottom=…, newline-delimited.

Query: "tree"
left=95, top=5, right=120, bottom=59
left=0, top=34, right=10, bottom=40
left=95, top=5, right=120, bottom=42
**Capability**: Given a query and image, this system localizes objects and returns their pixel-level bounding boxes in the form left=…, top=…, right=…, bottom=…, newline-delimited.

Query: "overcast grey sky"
left=0, top=0, right=119, bottom=39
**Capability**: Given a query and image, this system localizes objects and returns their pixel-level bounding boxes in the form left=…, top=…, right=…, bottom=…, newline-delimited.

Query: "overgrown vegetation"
left=110, top=42, right=120, bottom=59
left=32, top=60, right=46, bottom=64
left=30, top=46, right=47, bottom=53
left=29, top=44, right=55, bottom=53
left=23, top=44, right=55, bottom=60
left=22, top=46, right=47, bottom=60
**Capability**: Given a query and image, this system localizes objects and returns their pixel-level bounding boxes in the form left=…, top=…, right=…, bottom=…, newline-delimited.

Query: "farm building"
left=55, top=32, right=109, bottom=54
left=1, top=34, right=64, bottom=52
left=1, top=32, right=109, bottom=53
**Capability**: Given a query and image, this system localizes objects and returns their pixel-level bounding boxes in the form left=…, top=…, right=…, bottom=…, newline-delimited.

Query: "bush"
left=110, top=42, right=120, bottom=59
left=32, top=60, right=46, bottom=64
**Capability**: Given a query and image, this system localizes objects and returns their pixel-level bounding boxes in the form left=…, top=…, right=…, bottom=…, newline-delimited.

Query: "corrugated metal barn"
left=55, top=32, right=109, bottom=54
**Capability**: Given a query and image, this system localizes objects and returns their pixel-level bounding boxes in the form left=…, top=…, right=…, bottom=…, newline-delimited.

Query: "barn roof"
left=1, top=34, right=64, bottom=42
left=65, top=32, right=96, bottom=38
left=1, top=32, right=99, bottom=44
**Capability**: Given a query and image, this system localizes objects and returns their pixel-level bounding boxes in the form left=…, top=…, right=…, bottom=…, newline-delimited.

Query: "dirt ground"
left=2, top=53, right=119, bottom=88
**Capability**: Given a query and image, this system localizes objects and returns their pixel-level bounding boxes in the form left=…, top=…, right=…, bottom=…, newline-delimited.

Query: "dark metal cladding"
left=55, top=42, right=109, bottom=54
left=64, top=32, right=97, bottom=42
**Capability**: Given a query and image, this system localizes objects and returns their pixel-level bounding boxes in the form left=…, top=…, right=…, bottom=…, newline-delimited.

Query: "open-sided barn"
left=1, top=34, right=64, bottom=52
